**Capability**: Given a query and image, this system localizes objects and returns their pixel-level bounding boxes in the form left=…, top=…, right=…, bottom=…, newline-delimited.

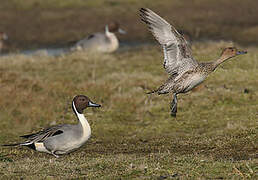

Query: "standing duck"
left=71, top=22, right=126, bottom=53
left=140, top=8, right=247, bottom=117
left=3, top=95, right=101, bottom=157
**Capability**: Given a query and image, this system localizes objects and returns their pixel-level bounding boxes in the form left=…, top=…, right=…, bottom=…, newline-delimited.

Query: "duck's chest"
left=181, top=73, right=206, bottom=93
left=57, top=122, right=91, bottom=151
left=100, top=34, right=119, bottom=53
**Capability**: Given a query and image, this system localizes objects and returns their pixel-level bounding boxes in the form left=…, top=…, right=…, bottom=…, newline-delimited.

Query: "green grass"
left=0, top=41, right=257, bottom=179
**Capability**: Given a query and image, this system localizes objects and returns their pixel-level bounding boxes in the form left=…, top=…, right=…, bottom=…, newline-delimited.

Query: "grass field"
left=0, top=41, right=257, bottom=179
left=1, top=0, right=258, bottom=50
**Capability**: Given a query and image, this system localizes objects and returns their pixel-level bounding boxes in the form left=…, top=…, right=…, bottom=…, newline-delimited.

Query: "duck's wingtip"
left=146, top=90, right=156, bottom=94
left=139, top=8, right=147, bottom=12
left=139, top=8, right=150, bottom=15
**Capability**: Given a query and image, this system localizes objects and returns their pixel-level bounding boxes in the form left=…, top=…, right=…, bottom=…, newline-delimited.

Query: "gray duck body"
left=42, top=123, right=86, bottom=155
left=3, top=95, right=101, bottom=157
left=73, top=32, right=118, bottom=53
left=71, top=22, right=126, bottom=53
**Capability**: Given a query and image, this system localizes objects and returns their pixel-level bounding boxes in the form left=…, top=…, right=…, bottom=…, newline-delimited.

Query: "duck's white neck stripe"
left=72, top=101, right=91, bottom=141
left=105, top=25, right=109, bottom=34
left=104, top=25, right=118, bottom=53
left=105, top=25, right=115, bottom=37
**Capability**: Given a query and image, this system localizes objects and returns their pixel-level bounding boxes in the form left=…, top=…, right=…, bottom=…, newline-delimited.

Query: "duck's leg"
left=51, top=151, right=59, bottom=158
left=170, top=93, right=177, bottom=117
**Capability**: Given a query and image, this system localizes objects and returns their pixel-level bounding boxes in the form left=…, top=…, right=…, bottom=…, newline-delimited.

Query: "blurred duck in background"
left=0, top=32, right=8, bottom=53
left=140, top=8, right=247, bottom=117
left=71, top=22, right=126, bottom=53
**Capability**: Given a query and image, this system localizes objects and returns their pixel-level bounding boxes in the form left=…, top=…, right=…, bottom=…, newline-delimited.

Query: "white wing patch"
left=35, top=142, right=51, bottom=153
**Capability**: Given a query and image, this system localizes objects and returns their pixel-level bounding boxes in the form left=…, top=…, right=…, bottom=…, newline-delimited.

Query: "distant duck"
left=140, top=8, right=247, bottom=117
left=71, top=22, right=126, bottom=53
left=0, top=32, right=8, bottom=53
left=3, top=95, right=101, bottom=157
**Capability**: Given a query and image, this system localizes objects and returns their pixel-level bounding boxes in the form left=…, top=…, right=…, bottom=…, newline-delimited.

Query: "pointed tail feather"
left=2, top=141, right=33, bottom=147
left=2, top=143, right=21, bottom=146
left=146, top=89, right=158, bottom=94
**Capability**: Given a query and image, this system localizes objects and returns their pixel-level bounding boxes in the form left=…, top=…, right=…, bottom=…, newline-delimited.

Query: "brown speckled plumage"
left=140, top=8, right=247, bottom=117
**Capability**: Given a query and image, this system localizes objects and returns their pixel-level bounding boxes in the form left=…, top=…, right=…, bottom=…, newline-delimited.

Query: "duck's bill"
left=118, top=28, right=127, bottom=34
left=88, top=101, right=101, bottom=108
left=236, top=50, right=247, bottom=55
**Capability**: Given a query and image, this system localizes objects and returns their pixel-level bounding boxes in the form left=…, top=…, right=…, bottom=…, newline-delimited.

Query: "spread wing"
left=140, top=8, right=198, bottom=76
left=20, top=125, right=65, bottom=143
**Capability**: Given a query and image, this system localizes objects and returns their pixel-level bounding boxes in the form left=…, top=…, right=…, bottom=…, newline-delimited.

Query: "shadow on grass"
left=0, top=153, right=13, bottom=162
left=85, top=129, right=257, bottom=161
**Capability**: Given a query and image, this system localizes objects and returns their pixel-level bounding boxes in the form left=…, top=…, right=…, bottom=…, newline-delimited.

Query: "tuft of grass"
left=0, top=42, right=257, bottom=179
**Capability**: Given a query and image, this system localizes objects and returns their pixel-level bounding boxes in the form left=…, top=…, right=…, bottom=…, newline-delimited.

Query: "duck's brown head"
left=72, top=95, right=101, bottom=114
left=0, top=32, right=8, bottom=41
left=220, top=47, right=247, bottom=60
left=106, top=22, right=126, bottom=34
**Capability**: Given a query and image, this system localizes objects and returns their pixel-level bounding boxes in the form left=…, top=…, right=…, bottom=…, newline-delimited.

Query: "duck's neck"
left=105, top=25, right=119, bottom=46
left=77, top=113, right=91, bottom=139
left=72, top=102, right=91, bottom=140
left=211, top=56, right=230, bottom=70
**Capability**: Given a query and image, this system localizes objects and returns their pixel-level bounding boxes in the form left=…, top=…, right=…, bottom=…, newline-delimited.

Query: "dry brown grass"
left=0, top=0, right=258, bottom=51
left=0, top=41, right=257, bottom=179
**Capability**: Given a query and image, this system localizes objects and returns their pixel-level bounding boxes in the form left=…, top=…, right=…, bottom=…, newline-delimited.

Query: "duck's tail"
left=2, top=143, right=21, bottom=147
left=146, top=89, right=158, bottom=94
left=2, top=141, right=32, bottom=147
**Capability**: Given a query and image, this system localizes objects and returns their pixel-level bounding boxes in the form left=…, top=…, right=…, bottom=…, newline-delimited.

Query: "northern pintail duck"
left=0, top=32, right=8, bottom=53
left=3, top=95, right=101, bottom=157
left=140, top=8, right=247, bottom=117
left=71, top=22, right=126, bottom=53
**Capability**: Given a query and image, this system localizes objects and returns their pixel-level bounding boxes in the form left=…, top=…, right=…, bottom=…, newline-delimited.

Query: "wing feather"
left=140, top=8, right=198, bottom=76
left=20, top=125, right=64, bottom=143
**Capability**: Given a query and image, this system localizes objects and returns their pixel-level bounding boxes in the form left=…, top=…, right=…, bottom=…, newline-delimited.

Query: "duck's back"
left=73, top=32, right=118, bottom=53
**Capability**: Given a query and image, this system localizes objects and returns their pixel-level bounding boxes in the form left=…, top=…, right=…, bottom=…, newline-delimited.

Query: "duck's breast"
left=182, top=73, right=206, bottom=93
left=99, top=33, right=119, bottom=53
